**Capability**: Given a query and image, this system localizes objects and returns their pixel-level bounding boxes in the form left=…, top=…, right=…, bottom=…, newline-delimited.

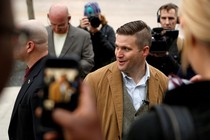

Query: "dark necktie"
left=24, top=67, right=30, bottom=82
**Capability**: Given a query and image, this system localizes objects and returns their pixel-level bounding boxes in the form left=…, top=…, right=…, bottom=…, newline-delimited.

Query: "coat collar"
left=47, top=24, right=76, bottom=57
left=107, top=62, right=124, bottom=136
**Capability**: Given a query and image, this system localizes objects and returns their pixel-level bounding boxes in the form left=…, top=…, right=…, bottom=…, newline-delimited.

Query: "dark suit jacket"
left=46, top=24, right=94, bottom=77
left=8, top=56, right=47, bottom=140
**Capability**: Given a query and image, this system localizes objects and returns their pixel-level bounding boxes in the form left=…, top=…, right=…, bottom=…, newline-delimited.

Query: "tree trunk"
left=26, top=0, right=35, bottom=19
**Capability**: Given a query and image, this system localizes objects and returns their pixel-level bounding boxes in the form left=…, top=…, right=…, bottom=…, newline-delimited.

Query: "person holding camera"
left=79, top=2, right=116, bottom=72
left=148, top=3, right=197, bottom=79
left=147, top=3, right=182, bottom=76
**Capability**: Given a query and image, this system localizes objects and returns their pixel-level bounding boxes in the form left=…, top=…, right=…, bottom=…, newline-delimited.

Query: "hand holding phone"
left=37, top=57, right=81, bottom=140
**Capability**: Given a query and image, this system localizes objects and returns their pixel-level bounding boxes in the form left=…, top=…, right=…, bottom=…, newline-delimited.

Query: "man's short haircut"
left=116, top=20, right=152, bottom=49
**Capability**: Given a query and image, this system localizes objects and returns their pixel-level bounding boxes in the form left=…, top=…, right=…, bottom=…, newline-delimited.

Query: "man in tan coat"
left=84, top=20, right=168, bottom=140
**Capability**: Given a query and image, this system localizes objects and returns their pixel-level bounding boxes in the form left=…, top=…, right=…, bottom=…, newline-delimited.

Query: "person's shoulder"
left=102, top=24, right=115, bottom=31
left=45, top=25, right=51, bottom=31
left=70, top=24, right=90, bottom=35
left=85, top=62, right=118, bottom=79
left=45, top=26, right=53, bottom=35
left=104, top=24, right=113, bottom=28
left=91, top=62, right=117, bottom=75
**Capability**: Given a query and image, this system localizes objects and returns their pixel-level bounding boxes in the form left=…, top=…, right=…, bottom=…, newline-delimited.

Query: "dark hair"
left=158, top=3, right=178, bottom=14
left=157, top=3, right=179, bottom=23
left=116, top=20, right=152, bottom=49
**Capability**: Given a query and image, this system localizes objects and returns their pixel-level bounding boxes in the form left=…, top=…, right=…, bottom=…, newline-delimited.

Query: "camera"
left=150, top=27, right=179, bottom=53
left=147, top=27, right=180, bottom=76
left=88, top=16, right=101, bottom=28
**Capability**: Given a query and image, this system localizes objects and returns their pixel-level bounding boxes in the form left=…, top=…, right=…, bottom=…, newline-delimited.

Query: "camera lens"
left=88, top=16, right=101, bottom=28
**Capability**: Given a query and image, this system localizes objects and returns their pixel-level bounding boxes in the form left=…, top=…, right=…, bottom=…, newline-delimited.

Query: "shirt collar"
left=122, top=62, right=150, bottom=85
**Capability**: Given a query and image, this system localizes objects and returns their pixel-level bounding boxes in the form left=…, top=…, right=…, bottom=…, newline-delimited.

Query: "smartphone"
left=38, top=57, right=81, bottom=139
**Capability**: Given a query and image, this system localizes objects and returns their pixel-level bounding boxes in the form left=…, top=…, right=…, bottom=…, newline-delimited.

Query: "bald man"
left=47, top=3, right=94, bottom=78
left=8, top=20, right=48, bottom=140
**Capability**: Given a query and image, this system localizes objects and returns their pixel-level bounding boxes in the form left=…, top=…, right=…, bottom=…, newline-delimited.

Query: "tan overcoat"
left=84, top=61, right=168, bottom=140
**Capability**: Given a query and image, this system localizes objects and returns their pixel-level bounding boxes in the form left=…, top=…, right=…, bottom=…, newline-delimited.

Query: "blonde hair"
left=180, top=0, right=210, bottom=72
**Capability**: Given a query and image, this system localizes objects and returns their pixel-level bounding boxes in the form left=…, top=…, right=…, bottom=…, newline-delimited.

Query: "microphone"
left=142, top=100, right=150, bottom=105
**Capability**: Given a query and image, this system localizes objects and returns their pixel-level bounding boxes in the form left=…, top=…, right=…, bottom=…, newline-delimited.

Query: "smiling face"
left=115, top=34, right=148, bottom=76
left=115, top=20, right=151, bottom=77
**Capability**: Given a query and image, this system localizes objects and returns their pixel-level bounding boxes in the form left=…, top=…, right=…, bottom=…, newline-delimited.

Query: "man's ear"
left=26, top=41, right=35, bottom=53
left=142, top=45, right=150, bottom=56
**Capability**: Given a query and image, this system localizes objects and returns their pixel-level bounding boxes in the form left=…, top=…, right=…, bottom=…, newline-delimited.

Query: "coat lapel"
left=10, top=75, right=34, bottom=120
left=10, top=57, right=46, bottom=120
left=46, top=26, right=56, bottom=57
left=60, top=25, right=75, bottom=58
left=147, top=65, right=166, bottom=106
left=108, top=62, right=123, bottom=136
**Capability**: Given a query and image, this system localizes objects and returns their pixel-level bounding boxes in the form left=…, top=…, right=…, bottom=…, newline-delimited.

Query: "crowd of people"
left=0, top=0, right=210, bottom=140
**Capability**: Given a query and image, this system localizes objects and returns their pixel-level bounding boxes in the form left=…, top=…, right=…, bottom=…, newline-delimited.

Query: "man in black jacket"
left=8, top=19, right=48, bottom=140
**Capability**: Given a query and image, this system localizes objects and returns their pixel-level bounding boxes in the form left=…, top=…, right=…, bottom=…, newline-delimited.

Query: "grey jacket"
left=46, top=24, right=94, bottom=77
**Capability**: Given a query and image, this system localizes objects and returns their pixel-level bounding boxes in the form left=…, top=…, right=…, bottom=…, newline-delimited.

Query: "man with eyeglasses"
left=47, top=3, right=94, bottom=78
left=8, top=19, right=48, bottom=140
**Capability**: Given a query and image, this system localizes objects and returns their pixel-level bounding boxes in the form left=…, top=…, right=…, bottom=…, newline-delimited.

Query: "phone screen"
left=39, top=58, right=80, bottom=136
left=43, top=67, right=79, bottom=110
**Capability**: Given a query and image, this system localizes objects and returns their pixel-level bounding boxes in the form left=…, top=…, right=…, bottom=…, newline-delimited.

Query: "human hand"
left=190, top=74, right=202, bottom=83
left=44, top=83, right=103, bottom=140
left=79, top=17, right=90, bottom=29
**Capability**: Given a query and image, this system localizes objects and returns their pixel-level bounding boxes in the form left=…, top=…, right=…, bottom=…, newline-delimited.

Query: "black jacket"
left=126, top=81, right=210, bottom=140
left=8, top=56, right=47, bottom=140
left=79, top=24, right=116, bottom=71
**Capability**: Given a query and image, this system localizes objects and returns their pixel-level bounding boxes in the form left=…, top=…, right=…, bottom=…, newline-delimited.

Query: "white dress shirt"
left=53, top=32, right=67, bottom=57
left=122, top=63, right=150, bottom=111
